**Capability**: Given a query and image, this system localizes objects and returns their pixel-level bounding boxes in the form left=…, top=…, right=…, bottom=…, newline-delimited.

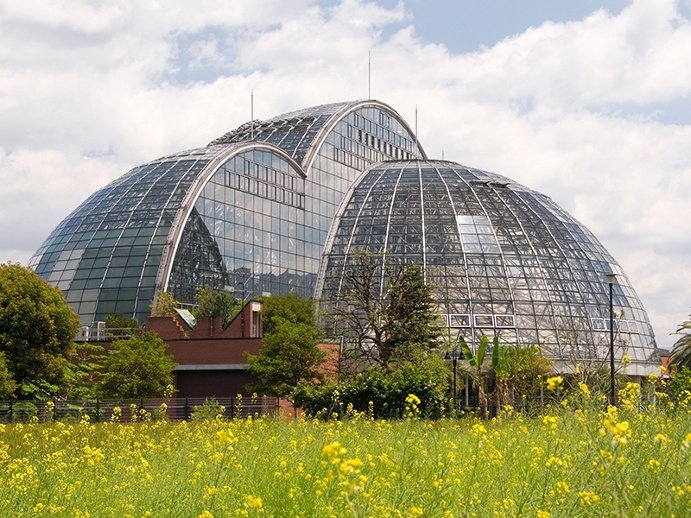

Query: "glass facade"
left=317, top=161, right=658, bottom=369
left=30, top=100, right=424, bottom=324
left=29, top=146, right=226, bottom=323
left=167, top=103, right=424, bottom=301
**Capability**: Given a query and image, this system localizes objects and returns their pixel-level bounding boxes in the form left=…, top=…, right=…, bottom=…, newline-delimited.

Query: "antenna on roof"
left=368, top=49, right=371, bottom=99
left=414, top=105, right=418, bottom=156
left=442, top=148, right=444, bottom=160
left=250, top=90, right=254, bottom=140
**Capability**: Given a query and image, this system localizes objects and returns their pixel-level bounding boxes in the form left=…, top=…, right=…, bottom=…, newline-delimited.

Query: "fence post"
left=9, top=400, right=12, bottom=422
left=96, top=399, right=100, bottom=423
left=53, top=398, right=57, bottom=422
left=184, top=397, right=189, bottom=421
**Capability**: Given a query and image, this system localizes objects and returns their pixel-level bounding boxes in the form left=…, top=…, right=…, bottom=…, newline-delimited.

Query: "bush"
left=293, top=355, right=449, bottom=419
left=190, top=398, right=226, bottom=421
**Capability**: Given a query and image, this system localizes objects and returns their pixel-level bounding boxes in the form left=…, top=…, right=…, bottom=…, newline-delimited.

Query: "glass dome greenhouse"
left=316, top=160, right=657, bottom=373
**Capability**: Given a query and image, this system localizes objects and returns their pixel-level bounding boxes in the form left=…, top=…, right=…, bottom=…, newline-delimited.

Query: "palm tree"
left=460, top=335, right=495, bottom=417
left=670, top=314, right=691, bottom=368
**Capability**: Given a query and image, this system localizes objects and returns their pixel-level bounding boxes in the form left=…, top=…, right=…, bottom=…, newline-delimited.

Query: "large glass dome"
left=29, top=100, right=425, bottom=325
left=317, top=160, right=658, bottom=373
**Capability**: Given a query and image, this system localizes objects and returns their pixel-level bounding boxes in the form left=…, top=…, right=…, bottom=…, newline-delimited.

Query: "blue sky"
left=0, top=0, right=689, bottom=348
left=397, top=1, right=631, bottom=52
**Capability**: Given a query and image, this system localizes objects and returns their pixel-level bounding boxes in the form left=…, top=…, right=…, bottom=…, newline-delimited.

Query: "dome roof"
left=29, top=100, right=425, bottom=325
left=317, top=160, right=658, bottom=370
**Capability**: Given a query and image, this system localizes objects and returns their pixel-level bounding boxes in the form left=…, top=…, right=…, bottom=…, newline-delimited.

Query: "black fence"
left=0, top=396, right=279, bottom=423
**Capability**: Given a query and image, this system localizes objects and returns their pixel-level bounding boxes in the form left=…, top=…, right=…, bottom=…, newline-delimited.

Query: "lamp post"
left=606, top=273, right=618, bottom=407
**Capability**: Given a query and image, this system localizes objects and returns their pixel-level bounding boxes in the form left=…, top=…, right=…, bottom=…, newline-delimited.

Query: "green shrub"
left=190, top=398, right=226, bottom=421
left=293, top=355, right=449, bottom=419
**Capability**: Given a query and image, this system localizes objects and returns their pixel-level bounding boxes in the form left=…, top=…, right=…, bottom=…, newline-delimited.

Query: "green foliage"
left=0, top=351, right=17, bottom=398
left=490, top=343, right=553, bottom=408
left=104, top=314, right=142, bottom=335
left=261, top=293, right=316, bottom=335
left=670, top=313, right=691, bottom=368
left=461, top=335, right=492, bottom=369
left=190, top=398, right=226, bottom=421
left=669, top=366, right=691, bottom=402
left=293, top=354, right=449, bottom=419
left=63, top=341, right=105, bottom=399
left=459, top=335, right=493, bottom=413
left=331, top=254, right=441, bottom=368
left=247, top=295, right=324, bottom=397
left=99, top=332, right=176, bottom=399
left=0, top=262, right=80, bottom=395
left=384, top=264, right=439, bottom=360
left=192, top=287, right=240, bottom=328
left=149, top=291, right=178, bottom=317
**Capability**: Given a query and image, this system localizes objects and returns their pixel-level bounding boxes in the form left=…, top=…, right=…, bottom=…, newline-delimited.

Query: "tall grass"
left=0, top=396, right=688, bottom=517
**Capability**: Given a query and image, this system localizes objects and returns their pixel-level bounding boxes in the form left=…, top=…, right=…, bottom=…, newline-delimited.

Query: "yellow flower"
left=405, top=394, right=421, bottom=405
left=542, top=416, right=558, bottom=430
left=245, top=495, right=263, bottom=509
left=546, top=376, right=563, bottom=391
left=578, top=382, right=590, bottom=396
left=654, top=433, right=669, bottom=444
left=322, top=441, right=347, bottom=459
left=470, top=423, right=487, bottom=436
left=578, top=490, right=601, bottom=505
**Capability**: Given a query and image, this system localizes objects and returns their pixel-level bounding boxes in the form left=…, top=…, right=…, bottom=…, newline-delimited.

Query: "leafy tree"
left=246, top=294, right=324, bottom=397
left=329, top=254, right=440, bottom=369
left=0, top=263, right=79, bottom=395
left=262, top=293, right=315, bottom=335
left=149, top=291, right=178, bottom=317
left=670, top=313, right=691, bottom=368
left=99, top=332, right=176, bottom=398
left=192, top=287, right=240, bottom=328
left=63, top=341, right=105, bottom=399
left=0, top=351, right=17, bottom=398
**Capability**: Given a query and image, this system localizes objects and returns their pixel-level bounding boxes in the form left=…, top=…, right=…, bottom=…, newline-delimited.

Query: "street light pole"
left=606, top=273, right=618, bottom=407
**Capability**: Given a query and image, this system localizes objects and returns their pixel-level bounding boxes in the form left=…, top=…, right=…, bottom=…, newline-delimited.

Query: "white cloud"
left=0, top=0, right=688, bottom=348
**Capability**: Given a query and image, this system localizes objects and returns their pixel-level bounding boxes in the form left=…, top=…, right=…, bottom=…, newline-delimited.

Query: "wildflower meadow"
left=0, top=390, right=689, bottom=517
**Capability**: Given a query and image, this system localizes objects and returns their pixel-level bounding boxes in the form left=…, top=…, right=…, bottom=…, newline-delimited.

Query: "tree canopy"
left=0, top=263, right=79, bottom=396
left=192, top=287, right=240, bottom=328
left=246, top=294, right=324, bottom=397
left=670, top=313, right=691, bottom=368
left=329, top=255, right=440, bottom=369
left=0, top=351, right=17, bottom=399
left=99, top=331, right=176, bottom=399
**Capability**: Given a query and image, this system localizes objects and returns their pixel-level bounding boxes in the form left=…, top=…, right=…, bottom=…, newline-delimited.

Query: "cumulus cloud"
left=0, top=0, right=688, bottom=347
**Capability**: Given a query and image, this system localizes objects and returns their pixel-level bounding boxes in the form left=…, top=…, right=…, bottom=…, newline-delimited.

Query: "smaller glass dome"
left=318, top=160, right=658, bottom=373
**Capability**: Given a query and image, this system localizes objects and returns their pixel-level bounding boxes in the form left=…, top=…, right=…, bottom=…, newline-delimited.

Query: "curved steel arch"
left=301, top=98, right=427, bottom=174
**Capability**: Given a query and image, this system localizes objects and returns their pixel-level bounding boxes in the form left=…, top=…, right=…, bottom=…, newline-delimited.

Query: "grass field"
left=0, top=397, right=689, bottom=517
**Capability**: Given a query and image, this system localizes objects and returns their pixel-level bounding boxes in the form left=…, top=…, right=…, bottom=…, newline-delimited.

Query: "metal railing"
left=0, top=396, right=279, bottom=423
